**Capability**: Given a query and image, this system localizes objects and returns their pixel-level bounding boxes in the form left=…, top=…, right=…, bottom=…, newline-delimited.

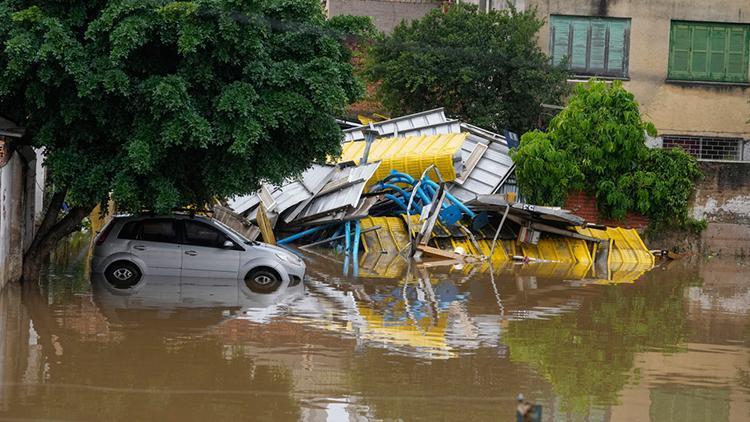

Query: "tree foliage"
left=0, top=0, right=362, bottom=213
left=364, top=3, right=568, bottom=133
left=511, top=81, right=702, bottom=226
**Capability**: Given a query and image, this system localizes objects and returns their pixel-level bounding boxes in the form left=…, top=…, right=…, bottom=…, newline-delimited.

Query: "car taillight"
left=95, top=220, right=116, bottom=246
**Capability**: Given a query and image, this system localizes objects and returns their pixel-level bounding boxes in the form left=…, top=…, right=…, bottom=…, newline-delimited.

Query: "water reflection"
left=1, top=250, right=749, bottom=420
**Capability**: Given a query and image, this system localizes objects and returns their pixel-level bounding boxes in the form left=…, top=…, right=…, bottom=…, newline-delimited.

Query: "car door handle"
left=184, top=250, right=198, bottom=256
left=133, top=245, right=146, bottom=251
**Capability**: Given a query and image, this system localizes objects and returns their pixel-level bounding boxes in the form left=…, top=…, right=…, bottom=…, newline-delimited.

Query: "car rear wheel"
left=245, top=268, right=282, bottom=294
left=104, top=261, right=142, bottom=289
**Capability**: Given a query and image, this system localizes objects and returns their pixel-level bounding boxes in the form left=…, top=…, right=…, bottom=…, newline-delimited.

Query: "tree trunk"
left=22, top=204, right=94, bottom=286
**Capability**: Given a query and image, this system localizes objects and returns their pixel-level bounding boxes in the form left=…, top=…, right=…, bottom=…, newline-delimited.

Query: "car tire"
left=104, top=261, right=142, bottom=289
left=245, top=268, right=282, bottom=294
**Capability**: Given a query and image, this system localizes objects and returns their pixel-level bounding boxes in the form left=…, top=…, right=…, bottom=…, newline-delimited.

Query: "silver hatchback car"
left=91, top=214, right=305, bottom=293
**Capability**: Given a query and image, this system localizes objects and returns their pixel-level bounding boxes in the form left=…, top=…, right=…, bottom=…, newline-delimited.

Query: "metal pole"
left=360, top=124, right=378, bottom=165
left=489, top=204, right=511, bottom=260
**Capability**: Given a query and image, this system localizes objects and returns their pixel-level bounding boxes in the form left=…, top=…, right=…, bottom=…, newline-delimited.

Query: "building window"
left=662, top=135, right=745, bottom=161
left=668, top=21, right=750, bottom=83
left=550, top=15, right=631, bottom=78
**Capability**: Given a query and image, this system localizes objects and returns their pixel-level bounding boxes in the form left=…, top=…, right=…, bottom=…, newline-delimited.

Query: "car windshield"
left=210, top=219, right=258, bottom=245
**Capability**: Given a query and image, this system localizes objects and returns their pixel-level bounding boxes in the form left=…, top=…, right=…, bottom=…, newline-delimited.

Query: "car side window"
left=183, top=221, right=229, bottom=248
left=139, top=219, right=178, bottom=243
left=118, top=221, right=140, bottom=240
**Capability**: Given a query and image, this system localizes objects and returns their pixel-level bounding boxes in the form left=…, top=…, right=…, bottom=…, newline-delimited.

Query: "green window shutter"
left=607, top=21, right=628, bottom=76
left=570, top=21, right=590, bottom=70
left=669, top=23, right=692, bottom=79
left=726, top=26, right=749, bottom=82
left=690, top=25, right=709, bottom=80
left=709, top=27, right=727, bottom=79
left=589, top=21, right=608, bottom=72
left=551, top=15, right=629, bottom=77
left=670, top=21, right=749, bottom=82
left=550, top=16, right=571, bottom=66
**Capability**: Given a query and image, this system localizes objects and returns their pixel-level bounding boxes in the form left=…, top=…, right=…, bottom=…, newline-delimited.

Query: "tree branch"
left=25, top=190, right=67, bottom=257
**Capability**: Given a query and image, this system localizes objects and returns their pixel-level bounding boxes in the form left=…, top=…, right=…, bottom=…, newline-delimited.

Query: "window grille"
left=662, top=135, right=745, bottom=161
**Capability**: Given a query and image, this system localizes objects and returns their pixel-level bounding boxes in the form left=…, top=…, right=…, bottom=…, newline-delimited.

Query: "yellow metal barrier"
left=575, top=226, right=654, bottom=267
left=359, top=216, right=410, bottom=255
left=338, top=133, right=467, bottom=186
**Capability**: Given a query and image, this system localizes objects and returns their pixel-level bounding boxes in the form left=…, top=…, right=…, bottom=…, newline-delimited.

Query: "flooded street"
left=1, top=239, right=749, bottom=421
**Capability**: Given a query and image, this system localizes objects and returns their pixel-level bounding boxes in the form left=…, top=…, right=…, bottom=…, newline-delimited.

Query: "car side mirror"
left=223, top=240, right=234, bottom=249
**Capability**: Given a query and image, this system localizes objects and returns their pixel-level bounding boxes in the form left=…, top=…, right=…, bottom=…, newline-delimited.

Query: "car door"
left=124, top=219, right=182, bottom=276
left=180, top=220, right=241, bottom=279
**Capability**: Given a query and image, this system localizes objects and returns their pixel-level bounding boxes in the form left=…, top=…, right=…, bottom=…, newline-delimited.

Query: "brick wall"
left=564, top=190, right=650, bottom=230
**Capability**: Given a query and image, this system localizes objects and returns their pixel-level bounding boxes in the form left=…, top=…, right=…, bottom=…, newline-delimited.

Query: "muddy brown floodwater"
left=1, top=237, right=749, bottom=421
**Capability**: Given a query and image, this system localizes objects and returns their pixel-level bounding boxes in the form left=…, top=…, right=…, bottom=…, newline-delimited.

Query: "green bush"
left=511, top=80, right=702, bottom=227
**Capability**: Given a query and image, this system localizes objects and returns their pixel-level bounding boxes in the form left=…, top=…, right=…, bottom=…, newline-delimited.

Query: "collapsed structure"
left=219, top=109, right=654, bottom=281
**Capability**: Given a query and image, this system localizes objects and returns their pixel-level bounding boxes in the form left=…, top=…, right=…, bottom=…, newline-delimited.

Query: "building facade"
left=532, top=0, right=750, bottom=161
left=331, top=0, right=750, bottom=161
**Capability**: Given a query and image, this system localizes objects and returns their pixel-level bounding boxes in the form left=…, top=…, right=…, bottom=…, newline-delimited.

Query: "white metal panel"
left=343, top=109, right=449, bottom=142
left=294, top=162, right=381, bottom=221
left=448, top=132, right=514, bottom=203
left=227, top=165, right=336, bottom=217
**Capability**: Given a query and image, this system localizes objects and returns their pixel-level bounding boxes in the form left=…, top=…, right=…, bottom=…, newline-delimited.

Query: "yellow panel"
left=338, top=133, right=467, bottom=187
left=359, top=217, right=409, bottom=255
left=566, top=238, right=593, bottom=265
left=574, top=226, right=654, bottom=268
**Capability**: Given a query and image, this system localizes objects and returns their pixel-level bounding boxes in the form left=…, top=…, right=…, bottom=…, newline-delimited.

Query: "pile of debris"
left=217, top=108, right=654, bottom=280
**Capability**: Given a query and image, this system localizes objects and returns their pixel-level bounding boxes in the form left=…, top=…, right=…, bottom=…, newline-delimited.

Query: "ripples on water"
left=0, top=235, right=749, bottom=421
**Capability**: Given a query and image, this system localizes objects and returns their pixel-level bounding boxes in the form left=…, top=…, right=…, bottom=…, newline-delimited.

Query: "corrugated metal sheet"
left=493, top=173, right=525, bottom=203
left=343, top=108, right=449, bottom=142
left=339, top=133, right=467, bottom=185
left=448, top=130, right=514, bottom=203
left=293, top=162, right=381, bottom=222
left=342, top=111, right=516, bottom=202
left=227, top=164, right=336, bottom=217
left=227, top=194, right=261, bottom=215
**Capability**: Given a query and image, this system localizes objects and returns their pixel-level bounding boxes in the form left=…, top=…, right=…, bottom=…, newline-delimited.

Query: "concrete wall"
left=531, top=0, right=750, bottom=139
left=0, top=154, right=24, bottom=289
left=0, top=147, right=45, bottom=290
left=327, top=0, right=440, bottom=32
left=691, top=162, right=750, bottom=255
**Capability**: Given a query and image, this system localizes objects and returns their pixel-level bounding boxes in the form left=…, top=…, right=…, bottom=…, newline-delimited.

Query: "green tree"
left=0, top=0, right=363, bottom=280
left=511, top=80, right=702, bottom=226
left=364, top=3, right=568, bottom=133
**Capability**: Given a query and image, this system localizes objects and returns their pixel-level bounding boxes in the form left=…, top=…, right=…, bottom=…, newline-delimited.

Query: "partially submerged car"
left=92, top=214, right=305, bottom=293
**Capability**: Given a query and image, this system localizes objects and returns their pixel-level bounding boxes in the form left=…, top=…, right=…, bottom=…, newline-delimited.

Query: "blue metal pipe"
left=422, top=179, right=477, bottom=218
left=277, top=224, right=335, bottom=245
left=386, top=193, right=422, bottom=214
left=384, top=171, right=415, bottom=184
left=386, top=178, right=431, bottom=204
left=344, top=221, right=351, bottom=255
left=352, top=221, right=361, bottom=277
left=382, top=183, right=426, bottom=205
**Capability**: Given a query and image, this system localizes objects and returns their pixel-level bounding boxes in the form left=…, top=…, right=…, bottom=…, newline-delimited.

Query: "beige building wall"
left=326, top=0, right=440, bottom=33
left=531, top=0, right=750, bottom=139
